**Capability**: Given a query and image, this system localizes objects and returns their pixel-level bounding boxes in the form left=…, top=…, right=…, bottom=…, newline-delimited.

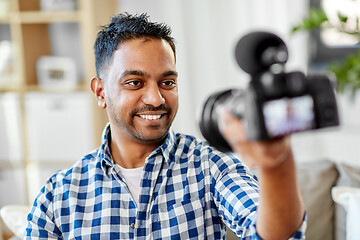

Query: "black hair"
left=94, top=12, right=176, bottom=77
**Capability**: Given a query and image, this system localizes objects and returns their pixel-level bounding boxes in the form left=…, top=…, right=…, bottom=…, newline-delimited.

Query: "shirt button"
left=131, top=223, right=135, bottom=228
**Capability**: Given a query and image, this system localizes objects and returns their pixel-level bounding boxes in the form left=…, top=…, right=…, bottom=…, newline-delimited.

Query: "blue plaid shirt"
left=25, top=124, right=306, bottom=239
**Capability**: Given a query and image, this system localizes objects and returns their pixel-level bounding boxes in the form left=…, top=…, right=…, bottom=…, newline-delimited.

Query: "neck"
left=109, top=126, right=165, bottom=169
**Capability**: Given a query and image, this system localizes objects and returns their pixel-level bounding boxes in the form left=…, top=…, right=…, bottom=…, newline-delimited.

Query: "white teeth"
left=139, top=114, right=162, bottom=120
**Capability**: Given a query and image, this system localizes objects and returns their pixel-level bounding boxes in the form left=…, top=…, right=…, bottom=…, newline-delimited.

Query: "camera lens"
left=198, top=89, right=245, bottom=152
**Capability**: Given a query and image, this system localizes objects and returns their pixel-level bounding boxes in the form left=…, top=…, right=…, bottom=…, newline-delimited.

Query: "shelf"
left=0, top=86, right=21, bottom=92
left=9, top=10, right=82, bottom=24
left=0, top=75, right=22, bottom=92
left=0, top=161, right=23, bottom=168
left=0, top=81, right=88, bottom=93
left=0, top=15, right=10, bottom=24
left=25, top=83, right=88, bottom=92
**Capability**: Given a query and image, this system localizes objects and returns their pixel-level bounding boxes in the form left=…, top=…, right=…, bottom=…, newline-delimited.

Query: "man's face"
left=102, top=38, right=178, bottom=144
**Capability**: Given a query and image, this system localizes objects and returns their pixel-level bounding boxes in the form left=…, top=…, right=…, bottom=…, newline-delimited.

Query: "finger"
left=218, top=106, right=247, bottom=145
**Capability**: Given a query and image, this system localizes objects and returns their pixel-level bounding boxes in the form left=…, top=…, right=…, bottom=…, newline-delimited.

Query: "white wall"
left=291, top=92, right=360, bottom=166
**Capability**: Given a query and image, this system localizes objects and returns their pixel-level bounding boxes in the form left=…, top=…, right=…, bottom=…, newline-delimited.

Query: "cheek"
left=166, top=92, right=179, bottom=110
left=122, top=93, right=142, bottom=105
left=106, top=88, right=139, bottom=109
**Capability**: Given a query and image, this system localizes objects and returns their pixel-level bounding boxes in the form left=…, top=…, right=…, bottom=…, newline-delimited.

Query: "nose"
left=142, top=84, right=165, bottom=107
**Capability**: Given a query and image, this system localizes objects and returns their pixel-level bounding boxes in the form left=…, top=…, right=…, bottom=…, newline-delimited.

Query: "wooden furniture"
left=0, top=0, right=117, bottom=210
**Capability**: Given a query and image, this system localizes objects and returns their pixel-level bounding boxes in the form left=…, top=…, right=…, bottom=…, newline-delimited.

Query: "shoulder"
left=38, top=148, right=101, bottom=198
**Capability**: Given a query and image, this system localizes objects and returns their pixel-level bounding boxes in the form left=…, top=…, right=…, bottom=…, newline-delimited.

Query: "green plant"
left=292, top=7, right=360, bottom=95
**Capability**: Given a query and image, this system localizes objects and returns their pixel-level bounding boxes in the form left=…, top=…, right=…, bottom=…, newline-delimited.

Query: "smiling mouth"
left=139, top=114, right=162, bottom=120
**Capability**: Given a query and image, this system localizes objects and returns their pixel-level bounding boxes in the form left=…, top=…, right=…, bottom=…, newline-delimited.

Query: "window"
left=309, top=0, right=359, bottom=66
left=321, top=0, right=360, bottom=46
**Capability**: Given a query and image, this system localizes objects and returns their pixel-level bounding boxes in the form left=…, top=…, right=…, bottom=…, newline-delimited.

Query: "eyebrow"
left=119, top=70, right=178, bottom=79
left=162, top=70, right=178, bottom=78
left=120, top=70, right=149, bottom=79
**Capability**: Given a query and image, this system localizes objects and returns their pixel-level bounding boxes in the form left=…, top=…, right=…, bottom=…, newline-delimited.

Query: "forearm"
left=256, top=152, right=305, bottom=240
left=218, top=109, right=306, bottom=239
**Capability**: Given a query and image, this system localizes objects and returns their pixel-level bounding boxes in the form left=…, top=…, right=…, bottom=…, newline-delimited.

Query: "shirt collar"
left=98, top=123, right=178, bottom=174
left=159, top=129, right=177, bottom=165
left=98, top=123, right=114, bottom=174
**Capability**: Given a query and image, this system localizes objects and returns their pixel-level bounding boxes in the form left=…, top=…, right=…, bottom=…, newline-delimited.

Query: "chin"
left=136, top=131, right=169, bottom=143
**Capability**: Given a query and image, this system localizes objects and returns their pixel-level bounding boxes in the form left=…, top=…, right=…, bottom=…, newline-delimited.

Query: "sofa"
left=226, top=160, right=360, bottom=240
left=296, top=160, right=360, bottom=240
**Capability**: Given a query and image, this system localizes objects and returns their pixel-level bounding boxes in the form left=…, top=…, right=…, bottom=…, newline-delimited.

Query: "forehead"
left=114, top=38, right=175, bottom=65
left=101, top=38, right=176, bottom=81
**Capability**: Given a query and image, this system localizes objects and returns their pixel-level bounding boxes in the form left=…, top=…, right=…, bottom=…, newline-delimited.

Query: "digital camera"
left=199, top=31, right=339, bottom=152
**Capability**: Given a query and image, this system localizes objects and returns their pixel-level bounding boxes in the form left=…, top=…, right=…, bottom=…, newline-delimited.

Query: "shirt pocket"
left=167, top=195, right=205, bottom=239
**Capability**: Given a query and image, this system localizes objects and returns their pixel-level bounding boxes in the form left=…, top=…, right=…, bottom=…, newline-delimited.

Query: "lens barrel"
left=199, top=89, right=245, bottom=152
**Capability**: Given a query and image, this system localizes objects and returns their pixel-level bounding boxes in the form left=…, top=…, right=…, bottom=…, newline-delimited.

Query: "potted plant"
left=292, top=7, right=360, bottom=96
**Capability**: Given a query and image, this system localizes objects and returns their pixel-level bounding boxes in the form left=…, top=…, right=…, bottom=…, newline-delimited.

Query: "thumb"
left=218, top=106, right=247, bottom=146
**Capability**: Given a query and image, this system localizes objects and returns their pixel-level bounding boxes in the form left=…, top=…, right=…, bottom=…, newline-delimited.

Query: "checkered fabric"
left=25, top=123, right=306, bottom=239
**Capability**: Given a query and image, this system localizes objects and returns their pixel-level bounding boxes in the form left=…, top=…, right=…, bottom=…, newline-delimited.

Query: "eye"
left=127, top=80, right=141, bottom=86
left=160, top=80, right=177, bottom=89
left=124, top=80, right=143, bottom=89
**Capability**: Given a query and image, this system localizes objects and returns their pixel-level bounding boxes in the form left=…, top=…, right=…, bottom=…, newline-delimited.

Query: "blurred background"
left=0, top=0, right=359, bottom=239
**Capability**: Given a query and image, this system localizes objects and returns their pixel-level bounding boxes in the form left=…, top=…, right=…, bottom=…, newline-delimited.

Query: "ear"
left=91, top=77, right=107, bottom=109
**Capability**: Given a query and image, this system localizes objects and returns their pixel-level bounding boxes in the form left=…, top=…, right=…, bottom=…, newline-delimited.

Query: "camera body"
left=199, top=31, right=339, bottom=152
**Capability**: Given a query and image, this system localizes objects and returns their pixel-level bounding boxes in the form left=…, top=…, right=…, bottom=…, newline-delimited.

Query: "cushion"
left=296, top=160, right=338, bottom=240
left=335, top=163, right=360, bottom=240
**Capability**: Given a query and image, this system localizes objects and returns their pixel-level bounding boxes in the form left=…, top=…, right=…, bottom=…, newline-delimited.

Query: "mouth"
left=135, top=111, right=168, bottom=123
left=138, top=114, right=163, bottom=120
left=133, top=104, right=172, bottom=125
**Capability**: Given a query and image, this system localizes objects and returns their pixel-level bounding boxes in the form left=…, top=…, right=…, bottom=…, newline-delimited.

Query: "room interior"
left=0, top=0, right=359, bottom=239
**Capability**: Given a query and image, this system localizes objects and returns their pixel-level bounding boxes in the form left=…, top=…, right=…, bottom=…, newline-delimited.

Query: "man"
left=25, top=13, right=306, bottom=239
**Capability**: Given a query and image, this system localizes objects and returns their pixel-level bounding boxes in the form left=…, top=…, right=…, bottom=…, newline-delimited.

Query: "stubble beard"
left=107, top=98, right=176, bottom=143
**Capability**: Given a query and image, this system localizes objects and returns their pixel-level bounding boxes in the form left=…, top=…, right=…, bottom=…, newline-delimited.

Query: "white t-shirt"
left=117, top=165, right=143, bottom=207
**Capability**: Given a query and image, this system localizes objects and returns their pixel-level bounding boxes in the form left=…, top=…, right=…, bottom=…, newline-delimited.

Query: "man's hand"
left=218, top=106, right=305, bottom=240
left=218, top=106, right=291, bottom=169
